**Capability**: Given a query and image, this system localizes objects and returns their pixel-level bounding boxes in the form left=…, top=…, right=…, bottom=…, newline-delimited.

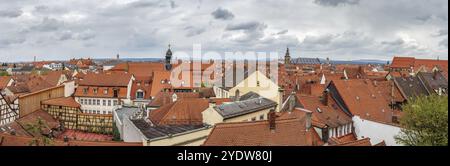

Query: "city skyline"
left=0, top=0, right=448, bottom=62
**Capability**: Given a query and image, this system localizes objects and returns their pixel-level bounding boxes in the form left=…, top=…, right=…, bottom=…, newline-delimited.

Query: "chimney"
left=288, top=92, right=296, bottom=112
left=268, top=109, right=276, bottom=131
left=278, top=88, right=285, bottom=112
left=433, top=70, right=439, bottom=80
left=234, top=89, right=240, bottom=101
left=322, top=89, right=329, bottom=106
left=305, top=110, right=312, bottom=131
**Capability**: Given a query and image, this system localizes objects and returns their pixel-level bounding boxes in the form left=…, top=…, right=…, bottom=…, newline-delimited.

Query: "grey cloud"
left=31, top=17, right=65, bottom=32
left=211, top=8, right=234, bottom=20
left=127, top=0, right=165, bottom=9
left=434, top=29, right=448, bottom=37
left=184, top=26, right=206, bottom=37
left=381, top=39, right=405, bottom=46
left=59, top=30, right=96, bottom=41
left=0, top=34, right=25, bottom=46
left=170, top=1, right=178, bottom=9
left=314, top=0, right=360, bottom=7
left=0, top=8, right=22, bottom=18
left=276, top=30, right=289, bottom=35
left=226, top=21, right=266, bottom=31
left=440, top=38, right=448, bottom=48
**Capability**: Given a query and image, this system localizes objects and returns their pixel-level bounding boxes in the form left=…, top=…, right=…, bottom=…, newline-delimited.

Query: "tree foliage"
left=24, top=117, right=54, bottom=146
left=395, top=95, right=448, bottom=146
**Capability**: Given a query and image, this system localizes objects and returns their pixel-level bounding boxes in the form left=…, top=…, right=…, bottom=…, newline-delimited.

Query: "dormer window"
left=104, top=88, right=108, bottom=95
left=113, top=89, right=119, bottom=98
left=93, top=88, right=98, bottom=94
left=136, top=90, right=144, bottom=99
left=83, top=88, right=88, bottom=94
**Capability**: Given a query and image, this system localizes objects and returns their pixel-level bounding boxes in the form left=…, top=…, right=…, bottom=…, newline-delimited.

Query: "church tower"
left=165, top=44, right=173, bottom=71
left=284, top=47, right=291, bottom=65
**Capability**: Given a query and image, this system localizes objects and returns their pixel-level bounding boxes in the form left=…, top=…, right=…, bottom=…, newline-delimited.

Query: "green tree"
left=395, top=95, right=448, bottom=146
left=112, top=122, right=122, bottom=141
left=24, top=117, right=54, bottom=146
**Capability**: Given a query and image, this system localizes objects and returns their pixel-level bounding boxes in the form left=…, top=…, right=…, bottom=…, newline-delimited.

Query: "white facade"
left=352, top=116, right=403, bottom=146
left=212, top=85, right=230, bottom=98
left=63, top=81, right=75, bottom=97
left=328, top=123, right=354, bottom=138
left=75, top=97, right=120, bottom=115
left=121, top=116, right=145, bottom=143
left=43, top=63, right=63, bottom=70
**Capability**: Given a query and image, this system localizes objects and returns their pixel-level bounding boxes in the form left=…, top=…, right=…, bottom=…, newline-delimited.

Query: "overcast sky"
left=0, top=0, right=448, bottom=62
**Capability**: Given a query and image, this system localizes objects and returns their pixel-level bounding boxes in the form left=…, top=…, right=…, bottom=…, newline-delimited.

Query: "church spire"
left=284, top=47, right=291, bottom=65
left=165, top=44, right=173, bottom=71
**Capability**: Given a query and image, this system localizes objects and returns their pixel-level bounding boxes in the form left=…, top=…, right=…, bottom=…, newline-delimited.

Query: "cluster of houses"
left=0, top=47, right=448, bottom=146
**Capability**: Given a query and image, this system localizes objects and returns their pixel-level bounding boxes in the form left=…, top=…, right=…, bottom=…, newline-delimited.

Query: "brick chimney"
left=288, top=92, right=296, bottom=112
left=268, top=109, right=276, bottom=131
left=322, top=89, right=329, bottom=106
left=305, top=110, right=312, bottom=131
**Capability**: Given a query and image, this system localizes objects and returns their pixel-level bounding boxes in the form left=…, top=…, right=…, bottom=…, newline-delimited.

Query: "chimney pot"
left=322, top=89, right=329, bottom=106
left=268, top=109, right=276, bottom=131
left=305, top=110, right=312, bottom=131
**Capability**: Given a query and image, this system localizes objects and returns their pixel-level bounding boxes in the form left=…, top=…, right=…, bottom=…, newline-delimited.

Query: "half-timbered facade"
left=41, top=97, right=114, bottom=134
left=0, top=92, right=18, bottom=125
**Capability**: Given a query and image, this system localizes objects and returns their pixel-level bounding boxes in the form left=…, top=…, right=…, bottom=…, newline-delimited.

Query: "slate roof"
left=393, top=76, right=429, bottom=99
left=291, top=58, right=322, bottom=65
left=214, top=93, right=277, bottom=119
left=130, top=119, right=208, bottom=140
left=417, top=72, right=448, bottom=95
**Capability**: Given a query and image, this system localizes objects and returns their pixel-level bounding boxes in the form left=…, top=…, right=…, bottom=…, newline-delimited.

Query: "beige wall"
left=18, top=86, right=65, bottom=117
left=224, top=108, right=271, bottom=123
left=229, top=71, right=281, bottom=111
left=202, top=105, right=273, bottom=126
left=144, top=128, right=212, bottom=146
left=202, top=107, right=224, bottom=125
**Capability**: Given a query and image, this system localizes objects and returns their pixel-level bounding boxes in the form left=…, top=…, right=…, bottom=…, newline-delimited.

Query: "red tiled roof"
left=57, top=130, right=112, bottom=142
left=0, top=134, right=142, bottom=146
left=390, top=57, right=415, bottom=68
left=297, top=95, right=353, bottom=128
left=0, top=76, right=12, bottom=89
left=75, top=86, right=128, bottom=98
left=148, top=91, right=201, bottom=107
left=330, top=79, right=403, bottom=126
left=42, top=97, right=81, bottom=108
left=149, top=98, right=209, bottom=125
left=333, top=138, right=372, bottom=146
left=203, top=117, right=324, bottom=146
left=77, top=71, right=133, bottom=87
left=150, top=71, right=172, bottom=97
left=111, top=62, right=165, bottom=77
left=130, top=76, right=152, bottom=100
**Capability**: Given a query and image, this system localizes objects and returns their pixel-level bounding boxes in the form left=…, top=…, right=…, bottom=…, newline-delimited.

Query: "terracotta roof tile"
left=329, top=79, right=403, bottom=126
left=149, top=98, right=209, bottom=125
left=42, top=97, right=81, bottom=108
left=78, top=71, right=132, bottom=87
left=203, top=118, right=324, bottom=146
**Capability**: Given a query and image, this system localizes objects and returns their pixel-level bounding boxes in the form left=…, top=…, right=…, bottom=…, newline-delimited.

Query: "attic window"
left=356, top=96, right=360, bottom=100
left=104, top=88, right=108, bottom=95
left=83, top=88, right=88, bottom=94
left=93, top=88, right=98, bottom=94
